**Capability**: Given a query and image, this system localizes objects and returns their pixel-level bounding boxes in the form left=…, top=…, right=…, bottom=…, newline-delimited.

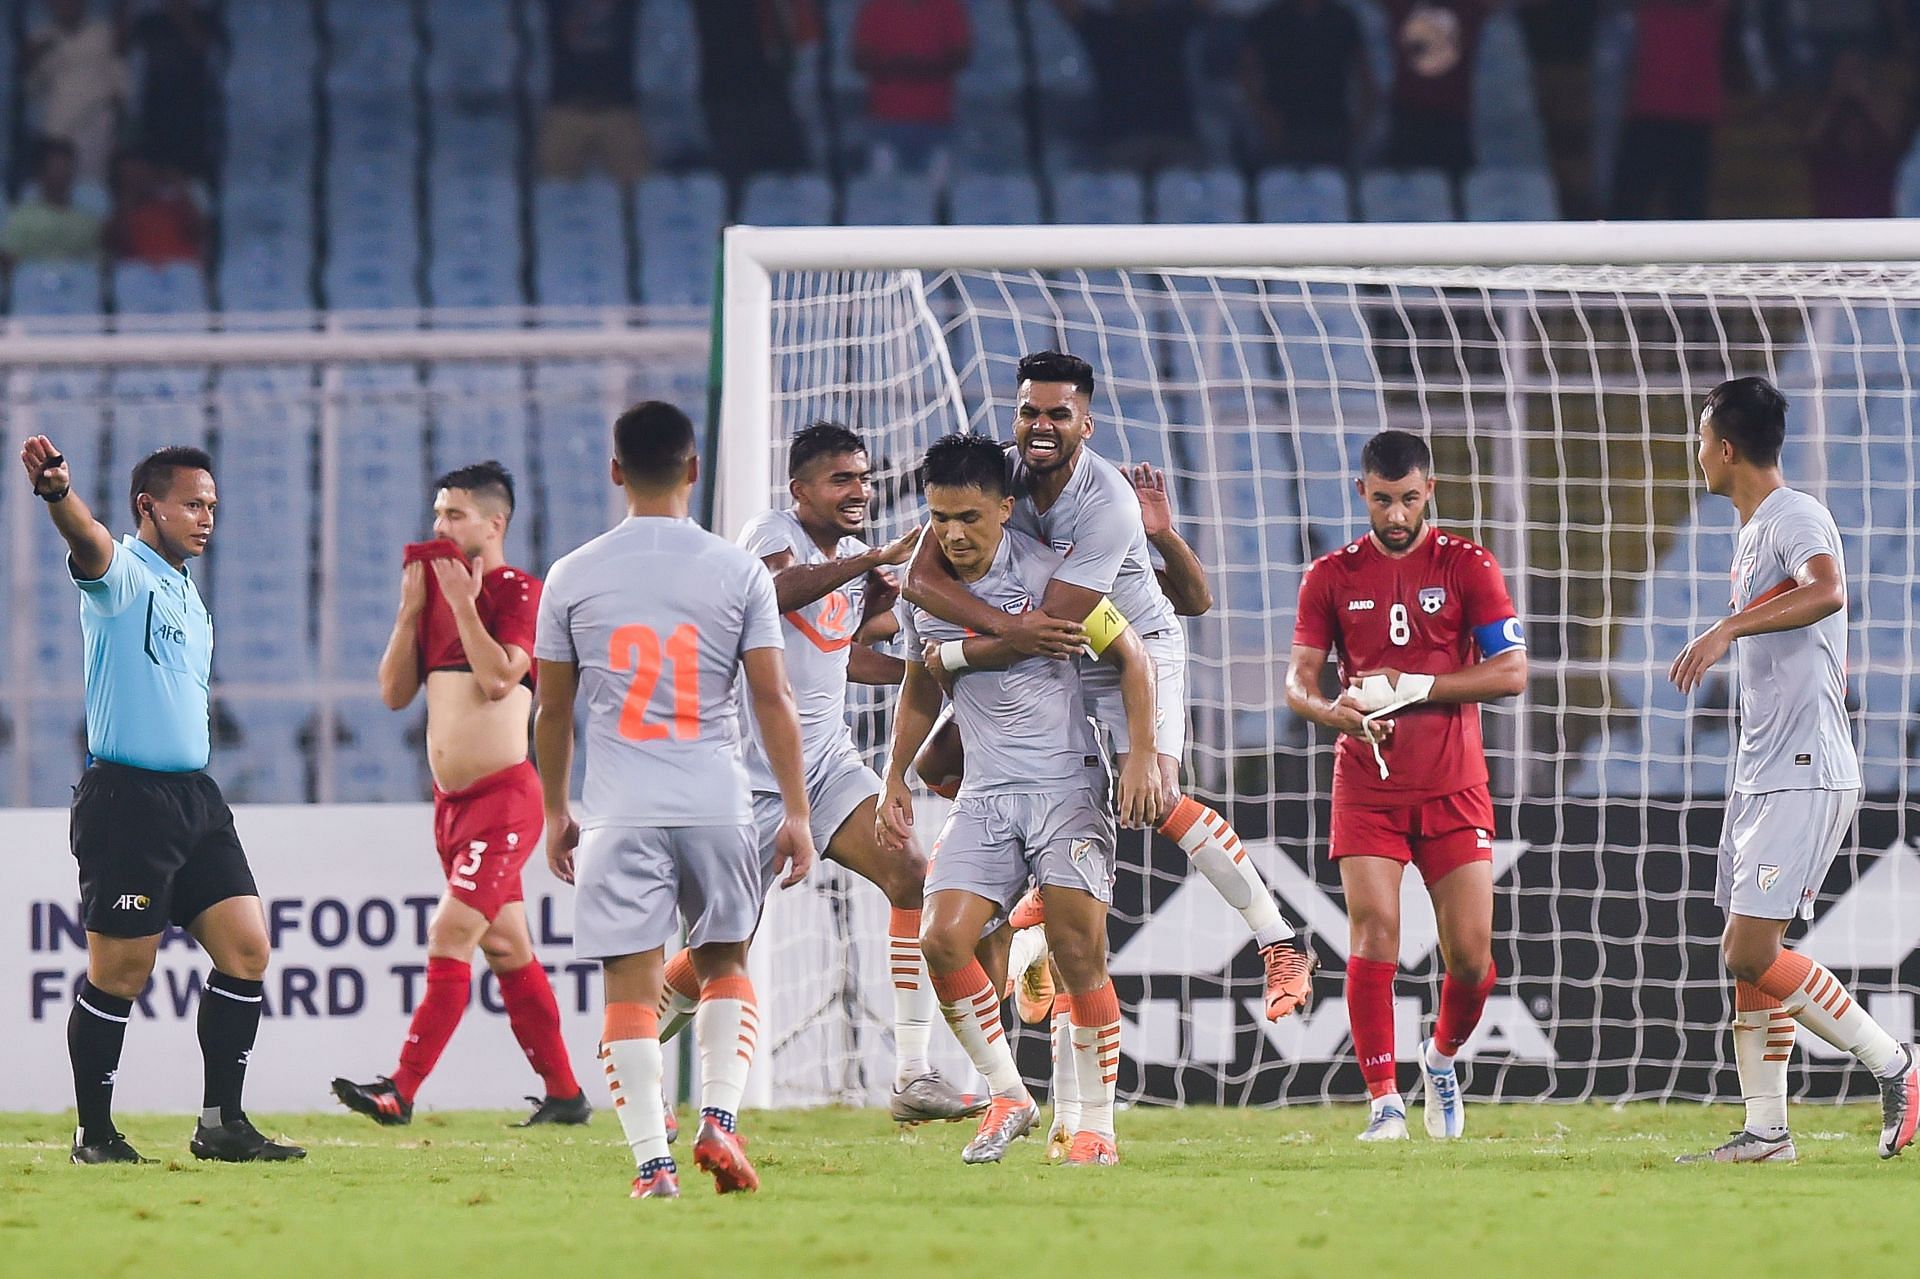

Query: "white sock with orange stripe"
left=1754, top=950, right=1904, bottom=1077
left=1160, top=797, right=1294, bottom=948
left=601, top=1002, right=671, bottom=1170
left=1050, top=995, right=1080, bottom=1133
left=1733, top=980, right=1794, bottom=1140
left=929, top=960, right=1028, bottom=1100
left=695, top=975, right=758, bottom=1129
left=889, top=908, right=935, bottom=1083
left=656, top=948, right=700, bottom=1045
left=1069, top=983, right=1122, bottom=1140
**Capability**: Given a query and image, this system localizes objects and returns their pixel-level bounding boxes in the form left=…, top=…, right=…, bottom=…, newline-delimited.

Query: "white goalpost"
left=720, top=220, right=1920, bottom=1108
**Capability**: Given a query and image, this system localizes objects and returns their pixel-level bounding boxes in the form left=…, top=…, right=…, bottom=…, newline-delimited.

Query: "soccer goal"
left=718, top=220, right=1920, bottom=1109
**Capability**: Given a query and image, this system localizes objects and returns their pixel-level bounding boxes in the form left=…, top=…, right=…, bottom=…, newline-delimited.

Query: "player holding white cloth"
left=1668, top=376, right=1918, bottom=1164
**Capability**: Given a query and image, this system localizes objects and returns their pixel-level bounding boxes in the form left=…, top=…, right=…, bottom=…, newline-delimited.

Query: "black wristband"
left=39, top=486, right=71, bottom=503
left=34, top=452, right=68, bottom=502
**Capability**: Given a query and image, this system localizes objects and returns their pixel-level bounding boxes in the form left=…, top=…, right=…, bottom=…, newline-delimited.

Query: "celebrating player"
left=534, top=402, right=817, bottom=1199
left=331, top=462, right=587, bottom=1128
left=21, top=437, right=303, bottom=1164
left=648, top=421, right=982, bottom=1127
left=1667, top=376, right=1917, bottom=1164
left=1283, top=429, right=1527, bottom=1142
left=881, top=433, right=1161, bottom=1168
left=905, top=351, right=1312, bottom=1022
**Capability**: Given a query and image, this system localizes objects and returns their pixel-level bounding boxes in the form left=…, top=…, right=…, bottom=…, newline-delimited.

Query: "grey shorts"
left=572, top=822, right=762, bottom=960
left=1081, top=627, right=1187, bottom=761
left=750, top=749, right=884, bottom=892
left=925, top=788, right=1117, bottom=915
left=1716, top=787, right=1860, bottom=921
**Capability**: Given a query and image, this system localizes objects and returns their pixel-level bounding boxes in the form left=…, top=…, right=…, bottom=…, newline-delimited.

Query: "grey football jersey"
left=1008, top=444, right=1180, bottom=639
left=535, top=516, right=785, bottom=828
left=735, top=507, right=866, bottom=789
left=1729, top=487, right=1860, bottom=793
left=903, top=529, right=1106, bottom=798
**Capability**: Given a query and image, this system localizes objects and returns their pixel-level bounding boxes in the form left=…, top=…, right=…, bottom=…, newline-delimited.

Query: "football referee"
left=19, top=434, right=304, bottom=1165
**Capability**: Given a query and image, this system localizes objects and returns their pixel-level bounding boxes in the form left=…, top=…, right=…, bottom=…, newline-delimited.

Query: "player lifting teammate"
left=1667, top=376, right=1917, bottom=1163
left=646, top=422, right=982, bottom=1128
left=534, top=402, right=817, bottom=1199
left=332, top=462, right=586, bottom=1127
left=905, top=351, right=1313, bottom=1021
left=1284, top=430, right=1527, bottom=1141
left=882, top=433, right=1161, bottom=1167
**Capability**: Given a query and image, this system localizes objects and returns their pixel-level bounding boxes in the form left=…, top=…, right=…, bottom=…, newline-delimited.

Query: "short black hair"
left=129, top=445, right=214, bottom=525
left=788, top=421, right=865, bottom=480
left=435, top=459, right=516, bottom=519
left=1016, top=350, right=1095, bottom=397
left=1360, top=430, right=1432, bottom=482
left=1703, top=376, right=1788, bottom=468
left=614, top=400, right=697, bottom=486
left=918, top=433, right=1009, bottom=499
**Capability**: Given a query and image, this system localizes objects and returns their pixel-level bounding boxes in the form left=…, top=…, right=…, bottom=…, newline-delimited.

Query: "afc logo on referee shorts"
left=112, top=894, right=151, bottom=911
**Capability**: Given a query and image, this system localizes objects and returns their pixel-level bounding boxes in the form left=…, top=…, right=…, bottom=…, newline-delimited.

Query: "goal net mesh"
left=752, top=260, right=1920, bottom=1108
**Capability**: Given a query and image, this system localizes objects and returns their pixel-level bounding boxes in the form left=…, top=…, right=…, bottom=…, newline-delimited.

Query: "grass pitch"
left=2, top=1103, right=1912, bottom=1278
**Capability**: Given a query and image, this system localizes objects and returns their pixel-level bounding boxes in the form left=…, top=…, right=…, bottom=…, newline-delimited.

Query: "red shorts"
left=1330, top=784, right=1494, bottom=886
left=433, top=760, right=544, bottom=920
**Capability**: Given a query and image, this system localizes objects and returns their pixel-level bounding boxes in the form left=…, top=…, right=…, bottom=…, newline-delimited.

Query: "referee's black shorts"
left=70, top=761, right=259, bottom=938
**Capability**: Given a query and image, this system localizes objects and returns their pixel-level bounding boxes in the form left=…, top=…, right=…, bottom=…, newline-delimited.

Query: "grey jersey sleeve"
left=1051, top=479, right=1136, bottom=598
left=532, top=561, right=575, bottom=662
left=738, top=559, right=786, bottom=655
left=738, top=510, right=797, bottom=561
left=1771, top=503, right=1843, bottom=576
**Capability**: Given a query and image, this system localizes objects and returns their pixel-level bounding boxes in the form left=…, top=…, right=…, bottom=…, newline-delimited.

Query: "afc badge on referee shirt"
left=1419, top=586, right=1447, bottom=614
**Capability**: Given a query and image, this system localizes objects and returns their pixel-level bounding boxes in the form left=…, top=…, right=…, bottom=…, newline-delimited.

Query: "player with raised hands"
left=1284, top=429, right=1527, bottom=1143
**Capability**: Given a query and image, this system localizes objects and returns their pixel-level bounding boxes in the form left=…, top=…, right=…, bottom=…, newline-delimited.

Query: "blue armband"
left=1473, top=617, right=1526, bottom=658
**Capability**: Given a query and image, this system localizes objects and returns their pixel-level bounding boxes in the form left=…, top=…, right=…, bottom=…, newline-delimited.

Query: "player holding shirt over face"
left=534, top=402, right=816, bottom=1200
left=648, top=421, right=983, bottom=1127
left=1284, top=430, right=1527, bottom=1143
left=331, top=462, right=586, bottom=1129
left=881, top=433, right=1161, bottom=1168
left=1667, top=377, right=1916, bottom=1164
left=905, top=351, right=1313, bottom=1023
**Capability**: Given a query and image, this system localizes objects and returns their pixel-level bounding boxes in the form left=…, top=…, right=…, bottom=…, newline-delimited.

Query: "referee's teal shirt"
left=74, top=534, right=213, bottom=772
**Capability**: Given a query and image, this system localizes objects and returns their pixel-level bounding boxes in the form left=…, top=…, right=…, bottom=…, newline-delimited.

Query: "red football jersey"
left=417, top=563, right=542, bottom=690
left=1292, top=529, right=1517, bottom=807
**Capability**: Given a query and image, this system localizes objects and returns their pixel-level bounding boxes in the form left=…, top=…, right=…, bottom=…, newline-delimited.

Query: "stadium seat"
left=741, top=174, right=835, bottom=227
left=1152, top=169, right=1248, bottom=224
left=1255, top=168, right=1351, bottom=223
left=26, top=703, right=89, bottom=808
left=111, top=263, right=210, bottom=314
left=9, top=261, right=104, bottom=317
left=844, top=172, right=938, bottom=226
left=1357, top=169, right=1457, bottom=222
left=332, top=699, right=428, bottom=802
left=1051, top=171, right=1146, bottom=225
left=425, top=0, right=514, bottom=100
left=213, top=701, right=314, bottom=804
left=1463, top=168, right=1561, bottom=222
left=949, top=174, right=1042, bottom=225
left=636, top=173, right=727, bottom=305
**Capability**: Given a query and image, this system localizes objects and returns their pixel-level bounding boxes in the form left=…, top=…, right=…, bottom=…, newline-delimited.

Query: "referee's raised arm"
left=19, top=434, right=112, bottom=579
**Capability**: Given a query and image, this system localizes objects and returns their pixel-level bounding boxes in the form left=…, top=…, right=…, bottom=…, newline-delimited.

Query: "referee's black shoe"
left=513, top=1090, right=592, bottom=1127
left=190, top=1115, right=307, bottom=1162
left=71, top=1133, right=155, bottom=1165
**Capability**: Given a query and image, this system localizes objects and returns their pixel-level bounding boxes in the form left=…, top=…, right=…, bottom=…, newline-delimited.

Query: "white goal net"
left=732, top=226, right=1920, bottom=1107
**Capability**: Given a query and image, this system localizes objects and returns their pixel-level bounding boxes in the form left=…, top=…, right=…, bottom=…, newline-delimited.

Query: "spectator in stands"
left=126, top=0, right=227, bottom=183
left=1053, top=0, right=1206, bottom=172
left=20, top=0, right=128, bottom=188
left=853, top=0, right=972, bottom=175
left=105, top=151, right=205, bottom=267
left=1610, top=0, right=1730, bottom=220
left=1805, top=52, right=1911, bottom=219
left=539, top=0, right=648, bottom=186
left=1381, top=0, right=1488, bottom=175
left=0, top=139, right=104, bottom=270
left=1241, top=0, right=1374, bottom=168
left=694, top=0, right=819, bottom=184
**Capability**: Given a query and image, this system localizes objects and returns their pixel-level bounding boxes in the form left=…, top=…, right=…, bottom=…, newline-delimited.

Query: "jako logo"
left=1346, top=600, right=1376, bottom=611
left=112, top=894, right=151, bottom=911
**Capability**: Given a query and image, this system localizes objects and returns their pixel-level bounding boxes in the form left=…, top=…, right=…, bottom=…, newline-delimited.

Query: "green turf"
left=2, top=1103, right=1912, bottom=1278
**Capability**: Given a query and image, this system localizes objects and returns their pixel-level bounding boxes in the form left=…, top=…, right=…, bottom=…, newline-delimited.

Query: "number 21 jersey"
left=1292, top=530, right=1517, bottom=807
left=535, top=515, right=785, bottom=829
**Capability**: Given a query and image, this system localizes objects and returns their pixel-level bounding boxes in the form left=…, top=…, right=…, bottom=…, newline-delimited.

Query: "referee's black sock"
left=198, top=970, right=265, bottom=1125
left=69, top=980, right=133, bottom=1146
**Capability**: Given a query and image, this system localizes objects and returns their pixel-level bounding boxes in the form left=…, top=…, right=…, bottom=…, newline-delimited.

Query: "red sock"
left=1346, top=957, right=1398, bottom=1098
left=497, top=959, right=580, bottom=1099
left=1433, top=968, right=1497, bottom=1058
left=392, top=956, right=471, bottom=1103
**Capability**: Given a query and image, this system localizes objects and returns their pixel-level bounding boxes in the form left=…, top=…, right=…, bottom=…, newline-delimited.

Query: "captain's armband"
left=1083, top=596, right=1131, bottom=657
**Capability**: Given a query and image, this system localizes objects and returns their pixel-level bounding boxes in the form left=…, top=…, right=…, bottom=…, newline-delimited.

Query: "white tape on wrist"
left=937, top=640, right=970, bottom=674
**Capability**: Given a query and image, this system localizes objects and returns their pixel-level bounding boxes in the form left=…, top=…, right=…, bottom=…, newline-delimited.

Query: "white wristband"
left=938, top=640, right=970, bottom=674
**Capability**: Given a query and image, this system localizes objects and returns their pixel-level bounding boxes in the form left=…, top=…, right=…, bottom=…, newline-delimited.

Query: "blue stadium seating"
left=1463, top=168, right=1561, bottom=222
left=636, top=173, right=726, bottom=305
left=1052, top=171, right=1146, bottom=225
left=1256, top=168, right=1352, bottom=223
left=742, top=174, right=835, bottom=227
left=949, top=174, right=1042, bottom=225
left=844, top=173, right=938, bottom=226
left=1153, top=169, right=1247, bottom=224
left=1358, top=169, right=1457, bottom=222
